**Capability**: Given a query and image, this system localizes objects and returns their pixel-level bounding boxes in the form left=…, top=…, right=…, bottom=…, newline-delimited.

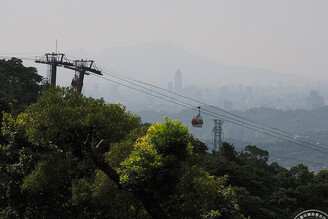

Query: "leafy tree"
left=18, top=90, right=243, bottom=218
left=0, top=58, right=45, bottom=114
left=0, top=92, right=13, bottom=144
left=190, top=136, right=208, bottom=154
left=199, top=142, right=328, bottom=219
left=119, top=119, right=191, bottom=197
left=0, top=87, right=144, bottom=218
left=0, top=91, right=12, bottom=116
left=21, top=152, right=74, bottom=218
left=0, top=113, right=41, bottom=217
left=0, top=58, right=45, bottom=146
left=21, top=87, right=151, bottom=216
left=243, top=145, right=269, bottom=162
left=218, top=142, right=238, bottom=161
left=120, top=120, right=244, bottom=218
left=201, top=143, right=287, bottom=218
left=313, top=170, right=328, bottom=211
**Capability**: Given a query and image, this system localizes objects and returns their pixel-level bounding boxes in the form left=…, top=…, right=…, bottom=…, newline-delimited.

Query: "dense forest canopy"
left=0, top=59, right=327, bottom=218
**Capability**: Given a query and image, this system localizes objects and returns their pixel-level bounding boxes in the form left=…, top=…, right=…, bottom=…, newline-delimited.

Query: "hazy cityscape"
left=86, top=69, right=327, bottom=112
left=71, top=41, right=328, bottom=114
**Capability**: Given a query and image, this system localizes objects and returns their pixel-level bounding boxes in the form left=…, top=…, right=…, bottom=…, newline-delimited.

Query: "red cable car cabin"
left=191, top=107, right=203, bottom=128
left=191, top=115, right=203, bottom=127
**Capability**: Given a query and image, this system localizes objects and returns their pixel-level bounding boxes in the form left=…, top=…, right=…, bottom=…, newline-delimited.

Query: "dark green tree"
left=0, top=113, right=41, bottom=217
left=0, top=58, right=45, bottom=114
left=1, top=87, right=144, bottom=218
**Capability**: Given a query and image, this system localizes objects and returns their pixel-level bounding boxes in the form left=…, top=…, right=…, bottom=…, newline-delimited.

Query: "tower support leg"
left=77, top=70, right=85, bottom=94
left=50, top=64, right=57, bottom=85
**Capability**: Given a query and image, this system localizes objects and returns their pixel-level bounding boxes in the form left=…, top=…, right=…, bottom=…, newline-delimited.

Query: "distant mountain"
left=69, top=41, right=317, bottom=87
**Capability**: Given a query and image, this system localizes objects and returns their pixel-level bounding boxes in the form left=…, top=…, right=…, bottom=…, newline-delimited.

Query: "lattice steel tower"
left=212, top=119, right=224, bottom=151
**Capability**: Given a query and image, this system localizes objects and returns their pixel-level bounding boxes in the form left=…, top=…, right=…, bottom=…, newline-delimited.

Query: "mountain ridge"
left=68, top=41, right=318, bottom=87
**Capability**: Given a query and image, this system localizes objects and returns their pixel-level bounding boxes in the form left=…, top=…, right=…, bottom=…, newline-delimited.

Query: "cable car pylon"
left=35, top=53, right=102, bottom=93
left=65, top=59, right=102, bottom=93
left=212, top=119, right=224, bottom=151
left=35, top=53, right=73, bottom=85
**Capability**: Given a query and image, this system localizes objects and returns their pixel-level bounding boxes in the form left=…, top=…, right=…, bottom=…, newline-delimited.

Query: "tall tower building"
left=168, top=81, right=173, bottom=91
left=174, top=69, right=182, bottom=92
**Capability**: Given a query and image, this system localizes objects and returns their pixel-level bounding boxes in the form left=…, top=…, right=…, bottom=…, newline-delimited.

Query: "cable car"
left=191, top=106, right=203, bottom=128
left=71, top=74, right=79, bottom=89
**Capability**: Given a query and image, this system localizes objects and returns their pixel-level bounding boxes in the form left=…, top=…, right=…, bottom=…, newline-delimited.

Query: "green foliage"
left=21, top=153, right=73, bottom=218
left=119, top=119, right=191, bottom=196
left=147, top=118, right=191, bottom=160
left=219, top=142, right=238, bottom=161
left=243, top=145, right=269, bottom=162
left=167, top=165, right=242, bottom=218
left=0, top=87, right=145, bottom=218
left=0, top=58, right=44, bottom=145
left=24, top=87, right=141, bottom=155
left=120, top=120, right=243, bottom=218
left=0, top=92, right=13, bottom=144
left=70, top=170, right=143, bottom=218
left=190, top=136, right=208, bottom=154
left=0, top=91, right=13, bottom=117
left=313, top=170, right=328, bottom=210
left=0, top=58, right=45, bottom=114
left=200, top=142, right=328, bottom=219
left=0, top=113, right=41, bottom=217
left=119, top=137, right=165, bottom=189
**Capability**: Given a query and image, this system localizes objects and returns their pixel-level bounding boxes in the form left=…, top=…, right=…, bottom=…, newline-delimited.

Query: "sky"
left=1, top=0, right=328, bottom=80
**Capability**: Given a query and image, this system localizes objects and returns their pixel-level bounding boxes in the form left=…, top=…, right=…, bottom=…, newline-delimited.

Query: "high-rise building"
left=174, top=69, right=182, bottom=92
left=306, top=90, right=324, bottom=110
left=168, top=81, right=173, bottom=91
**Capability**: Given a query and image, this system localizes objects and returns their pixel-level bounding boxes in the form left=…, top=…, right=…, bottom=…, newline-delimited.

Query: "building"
left=306, top=90, right=324, bottom=110
left=168, top=81, right=173, bottom=91
left=174, top=69, right=182, bottom=92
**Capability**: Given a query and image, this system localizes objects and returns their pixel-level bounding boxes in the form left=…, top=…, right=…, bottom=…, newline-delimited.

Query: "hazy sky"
left=1, top=0, right=328, bottom=80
